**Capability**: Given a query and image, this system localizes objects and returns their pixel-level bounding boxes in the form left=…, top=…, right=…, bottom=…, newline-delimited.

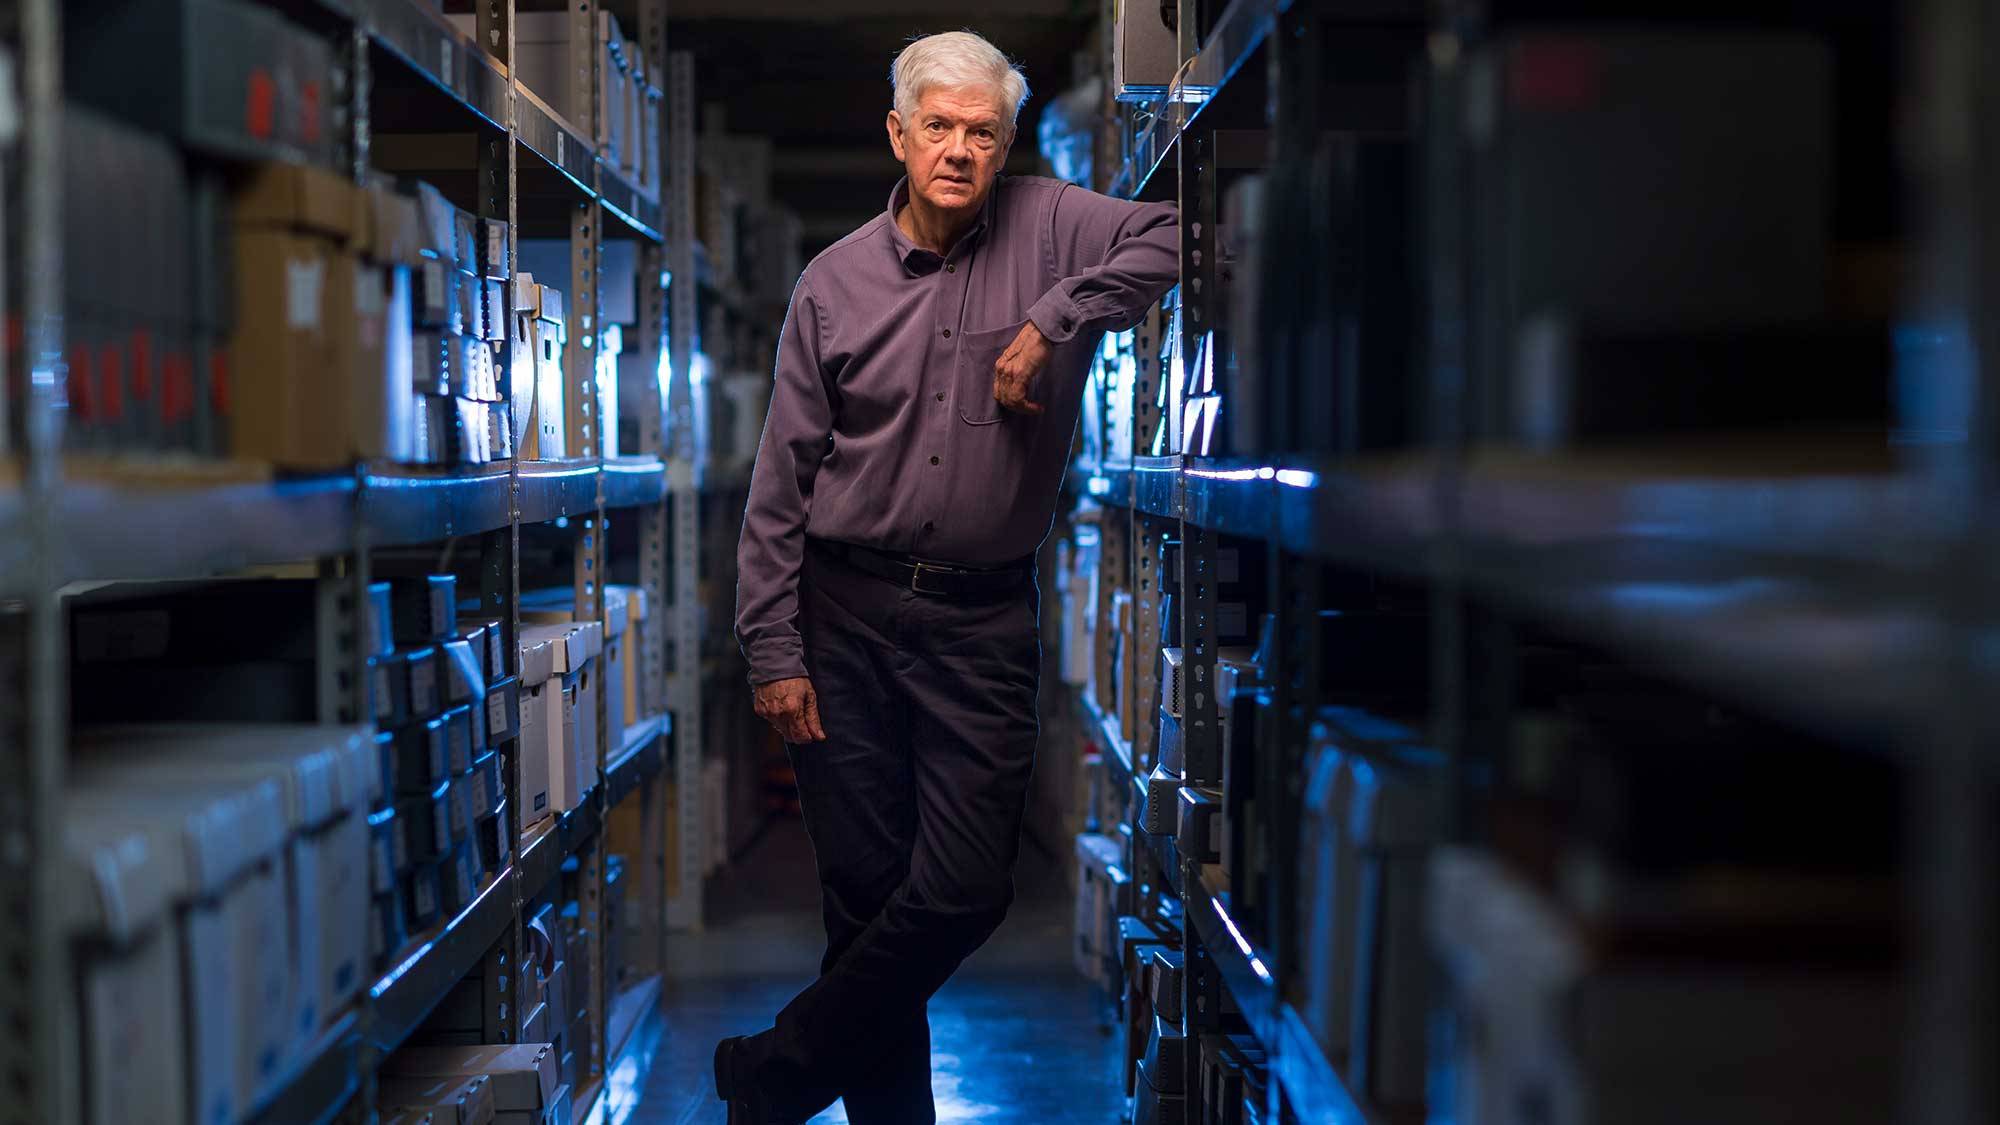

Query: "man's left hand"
left=993, top=321, right=1053, bottom=416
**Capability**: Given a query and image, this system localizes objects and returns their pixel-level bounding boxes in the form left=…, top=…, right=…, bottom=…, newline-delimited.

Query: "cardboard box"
left=600, top=586, right=629, bottom=754
left=486, top=676, right=522, bottom=748
left=63, top=807, right=188, bottom=1125
left=379, top=1075, right=497, bottom=1125
left=68, top=771, right=290, bottom=1122
left=67, top=0, right=335, bottom=164
left=606, top=585, right=651, bottom=727
left=522, top=307, right=568, bottom=460
left=366, top=184, right=428, bottom=266
left=516, top=632, right=560, bottom=830
left=236, top=161, right=359, bottom=242
left=77, top=725, right=378, bottom=1048
left=385, top=1044, right=561, bottom=1112
left=522, top=622, right=602, bottom=812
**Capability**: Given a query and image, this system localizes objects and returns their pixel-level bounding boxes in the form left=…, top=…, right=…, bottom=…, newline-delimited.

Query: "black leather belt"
left=812, top=538, right=1029, bottom=598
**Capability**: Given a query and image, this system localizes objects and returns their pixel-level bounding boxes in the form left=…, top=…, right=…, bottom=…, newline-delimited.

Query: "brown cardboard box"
left=236, top=161, right=359, bottom=242
left=366, top=185, right=427, bottom=266
left=383, top=1044, right=558, bottom=1112
left=229, top=229, right=342, bottom=466
left=380, top=1075, right=497, bottom=1125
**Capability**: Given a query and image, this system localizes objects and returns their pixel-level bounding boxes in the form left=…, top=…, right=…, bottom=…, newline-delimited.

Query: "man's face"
left=887, top=86, right=1012, bottom=218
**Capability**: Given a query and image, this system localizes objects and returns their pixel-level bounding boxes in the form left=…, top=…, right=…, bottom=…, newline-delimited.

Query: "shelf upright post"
left=9, top=0, right=65, bottom=1116
left=626, top=0, right=673, bottom=971
left=664, top=50, right=705, bottom=932
left=480, top=97, right=524, bottom=1047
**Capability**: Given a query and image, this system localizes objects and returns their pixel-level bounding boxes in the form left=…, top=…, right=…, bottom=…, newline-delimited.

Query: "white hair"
left=890, top=31, right=1031, bottom=136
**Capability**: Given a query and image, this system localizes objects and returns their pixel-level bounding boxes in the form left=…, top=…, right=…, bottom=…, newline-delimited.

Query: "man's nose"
left=944, top=130, right=972, bottom=160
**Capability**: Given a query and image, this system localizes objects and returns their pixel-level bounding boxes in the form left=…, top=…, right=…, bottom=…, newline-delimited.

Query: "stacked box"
left=406, top=183, right=513, bottom=466
left=56, top=106, right=198, bottom=453
left=511, top=277, right=570, bottom=460
left=65, top=0, right=335, bottom=165
left=228, top=162, right=432, bottom=467
left=67, top=761, right=291, bottom=1123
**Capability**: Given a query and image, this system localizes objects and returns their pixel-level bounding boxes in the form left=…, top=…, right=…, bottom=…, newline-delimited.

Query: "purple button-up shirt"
left=735, top=175, right=1179, bottom=685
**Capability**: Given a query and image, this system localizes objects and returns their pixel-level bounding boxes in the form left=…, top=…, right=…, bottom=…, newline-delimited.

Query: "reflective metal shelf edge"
left=518, top=461, right=601, bottom=525
left=514, top=86, right=597, bottom=197
left=46, top=471, right=356, bottom=588
left=362, top=0, right=508, bottom=130
left=369, top=863, right=520, bottom=1053
left=601, top=458, right=669, bottom=511
left=1187, top=871, right=1378, bottom=1125
left=364, top=464, right=512, bottom=547
left=242, top=1012, right=361, bottom=1125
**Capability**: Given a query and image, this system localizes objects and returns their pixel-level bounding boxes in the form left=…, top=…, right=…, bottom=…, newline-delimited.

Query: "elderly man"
left=721, top=29, right=1178, bottom=1124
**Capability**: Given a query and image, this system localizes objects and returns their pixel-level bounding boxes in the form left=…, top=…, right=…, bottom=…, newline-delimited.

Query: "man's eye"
left=926, top=121, right=945, bottom=133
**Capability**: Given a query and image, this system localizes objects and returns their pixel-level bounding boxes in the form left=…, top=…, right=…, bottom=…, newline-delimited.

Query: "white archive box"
left=517, top=628, right=561, bottom=831
left=77, top=724, right=380, bottom=1045
left=607, top=584, right=651, bottom=727
left=66, top=769, right=289, bottom=1125
left=61, top=807, right=187, bottom=1125
left=521, top=619, right=604, bottom=813
left=598, top=584, right=630, bottom=753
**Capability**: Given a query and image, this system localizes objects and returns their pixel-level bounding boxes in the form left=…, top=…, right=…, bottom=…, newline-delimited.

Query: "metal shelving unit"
left=1070, top=0, right=1989, bottom=1122
left=1, top=0, right=701, bottom=1119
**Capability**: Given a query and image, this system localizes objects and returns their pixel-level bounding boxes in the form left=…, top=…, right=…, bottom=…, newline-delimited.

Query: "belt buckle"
left=909, top=561, right=952, bottom=596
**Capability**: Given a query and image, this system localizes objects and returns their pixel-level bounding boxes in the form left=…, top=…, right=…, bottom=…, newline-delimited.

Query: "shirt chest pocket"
left=956, top=320, right=1032, bottom=426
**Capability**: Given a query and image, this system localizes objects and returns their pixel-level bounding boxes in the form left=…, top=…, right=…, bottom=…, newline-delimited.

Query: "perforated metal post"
left=9, top=1, right=64, bottom=1115
left=664, top=50, right=705, bottom=931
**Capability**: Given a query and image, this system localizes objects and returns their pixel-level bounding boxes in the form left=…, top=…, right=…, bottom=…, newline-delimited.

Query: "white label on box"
left=487, top=689, right=509, bottom=741
left=286, top=259, right=324, bottom=329
left=415, top=873, right=438, bottom=920
left=469, top=767, right=489, bottom=817
left=440, top=38, right=452, bottom=83
left=556, top=131, right=565, bottom=165
left=372, top=663, right=393, bottom=720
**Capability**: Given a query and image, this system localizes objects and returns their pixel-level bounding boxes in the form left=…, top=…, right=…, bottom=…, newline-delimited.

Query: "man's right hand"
left=753, top=676, right=828, bottom=744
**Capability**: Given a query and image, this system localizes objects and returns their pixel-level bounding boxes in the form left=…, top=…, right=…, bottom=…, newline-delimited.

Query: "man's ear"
left=886, top=111, right=907, bottom=164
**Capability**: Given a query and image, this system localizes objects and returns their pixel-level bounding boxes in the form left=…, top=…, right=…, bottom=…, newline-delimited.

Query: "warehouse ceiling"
left=670, top=0, right=1098, bottom=255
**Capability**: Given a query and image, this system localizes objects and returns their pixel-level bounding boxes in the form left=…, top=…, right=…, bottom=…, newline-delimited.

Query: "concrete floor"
left=629, top=816, right=1126, bottom=1124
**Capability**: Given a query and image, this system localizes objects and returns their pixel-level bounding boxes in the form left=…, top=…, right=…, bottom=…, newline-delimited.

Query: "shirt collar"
left=884, top=176, right=998, bottom=273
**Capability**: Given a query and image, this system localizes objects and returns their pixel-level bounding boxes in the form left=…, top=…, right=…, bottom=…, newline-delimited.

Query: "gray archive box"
left=66, top=0, right=337, bottom=165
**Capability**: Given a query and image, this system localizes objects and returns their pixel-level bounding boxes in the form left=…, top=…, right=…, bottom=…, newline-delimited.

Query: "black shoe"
left=714, top=1035, right=761, bottom=1123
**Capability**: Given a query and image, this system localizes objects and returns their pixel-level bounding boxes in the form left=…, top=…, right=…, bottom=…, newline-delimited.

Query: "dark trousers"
left=743, top=543, right=1041, bottom=1125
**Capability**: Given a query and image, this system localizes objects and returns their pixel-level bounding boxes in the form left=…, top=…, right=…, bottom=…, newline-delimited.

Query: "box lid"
left=236, top=160, right=360, bottom=242
left=379, top=1075, right=497, bottom=1125
left=78, top=723, right=378, bottom=824
left=511, top=273, right=540, bottom=313
left=601, top=585, right=629, bottom=639
left=521, top=620, right=602, bottom=673
left=607, top=584, right=649, bottom=622
left=67, top=770, right=287, bottom=900
left=383, top=1044, right=559, bottom=1111
left=519, top=630, right=560, bottom=687
left=61, top=813, right=181, bottom=943
left=534, top=284, right=564, bottom=325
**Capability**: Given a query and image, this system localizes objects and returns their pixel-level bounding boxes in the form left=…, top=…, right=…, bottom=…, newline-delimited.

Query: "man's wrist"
left=1027, top=292, right=1083, bottom=344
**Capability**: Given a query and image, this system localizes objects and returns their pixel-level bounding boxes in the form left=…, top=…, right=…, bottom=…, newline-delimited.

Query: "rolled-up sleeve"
left=735, top=273, right=832, bottom=685
left=1027, top=186, right=1179, bottom=344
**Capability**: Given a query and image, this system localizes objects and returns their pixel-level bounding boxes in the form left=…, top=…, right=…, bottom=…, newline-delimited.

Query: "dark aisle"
left=632, top=817, right=1126, bottom=1124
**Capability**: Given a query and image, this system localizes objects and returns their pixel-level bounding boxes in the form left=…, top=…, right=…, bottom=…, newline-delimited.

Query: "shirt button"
left=923, top=521, right=935, bottom=532
left=942, top=329, right=951, bottom=338
left=946, top=263, right=956, bottom=273
left=936, top=392, right=945, bottom=402
left=1060, top=318, right=1073, bottom=331
left=930, top=456, right=940, bottom=466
